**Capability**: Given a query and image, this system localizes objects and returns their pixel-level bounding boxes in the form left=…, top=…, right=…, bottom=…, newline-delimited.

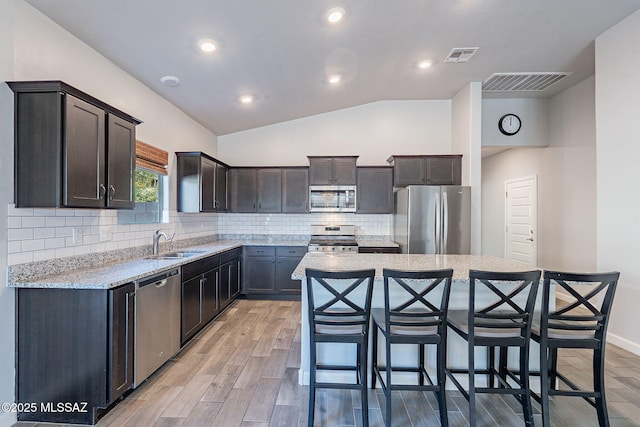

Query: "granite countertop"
left=292, top=253, right=531, bottom=282
left=11, top=239, right=309, bottom=290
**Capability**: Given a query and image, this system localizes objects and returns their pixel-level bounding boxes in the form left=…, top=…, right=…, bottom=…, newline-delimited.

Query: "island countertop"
left=292, top=253, right=532, bottom=281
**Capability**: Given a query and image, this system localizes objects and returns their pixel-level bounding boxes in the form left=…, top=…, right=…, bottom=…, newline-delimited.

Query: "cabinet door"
left=201, top=157, right=216, bottom=212
left=257, top=169, right=282, bottom=212
left=230, top=258, right=241, bottom=298
left=219, top=261, right=232, bottom=309
left=108, top=283, right=134, bottom=403
left=392, top=157, right=426, bottom=186
left=308, top=158, right=333, bottom=185
left=201, top=268, right=219, bottom=322
left=215, top=163, right=228, bottom=211
left=64, top=94, right=106, bottom=208
left=107, top=114, right=135, bottom=209
left=275, top=247, right=306, bottom=295
left=282, top=168, right=309, bottom=212
left=245, top=256, right=276, bottom=294
left=231, top=169, right=257, bottom=212
left=357, top=167, right=394, bottom=214
left=181, top=276, right=203, bottom=343
left=332, top=157, right=357, bottom=185
left=426, top=155, right=462, bottom=185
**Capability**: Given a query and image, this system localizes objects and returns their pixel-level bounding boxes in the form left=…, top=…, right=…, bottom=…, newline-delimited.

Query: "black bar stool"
left=532, top=270, right=620, bottom=427
left=371, top=268, right=453, bottom=427
left=445, top=269, right=541, bottom=427
left=305, top=268, right=376, bottom=427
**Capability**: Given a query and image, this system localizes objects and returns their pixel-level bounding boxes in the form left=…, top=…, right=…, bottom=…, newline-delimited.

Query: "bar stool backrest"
left=382, top=268, right=453, bottom=335
left=305, top=268, right=376, bottom=337
left=541, top=270, right=620, bottom=342
left=468, top=269, right=542, bottom=339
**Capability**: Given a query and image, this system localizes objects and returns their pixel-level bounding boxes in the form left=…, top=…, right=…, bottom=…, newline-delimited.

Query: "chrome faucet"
left=153, top=229, right=174, bottom=255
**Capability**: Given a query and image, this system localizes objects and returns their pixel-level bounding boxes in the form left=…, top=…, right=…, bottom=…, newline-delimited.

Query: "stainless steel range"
left=308, top=225, right=358, bottom=253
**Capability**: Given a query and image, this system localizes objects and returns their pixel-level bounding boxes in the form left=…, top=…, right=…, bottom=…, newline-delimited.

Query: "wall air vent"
left=483, top=72, right=572, bottom=92
left=444, top=47, right=479, bottom=63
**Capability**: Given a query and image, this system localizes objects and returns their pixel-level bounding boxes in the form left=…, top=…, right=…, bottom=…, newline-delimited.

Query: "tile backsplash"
left=6, top=204, right=391, bottom=266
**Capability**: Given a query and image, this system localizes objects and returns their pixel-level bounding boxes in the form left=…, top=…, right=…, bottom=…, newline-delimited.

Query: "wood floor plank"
left=233, top=356, right=268, bottom=389
left=161, top=374, right=215, bottom=418
left=242, top=378, right=282, bottom=423
left=209, top=388, right=255, bottom=427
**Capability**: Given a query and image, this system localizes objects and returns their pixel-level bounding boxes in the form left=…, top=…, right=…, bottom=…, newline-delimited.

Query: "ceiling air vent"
left=483, top=72, right=571, bottom=92
left=444, top=47, right=479, bottom=63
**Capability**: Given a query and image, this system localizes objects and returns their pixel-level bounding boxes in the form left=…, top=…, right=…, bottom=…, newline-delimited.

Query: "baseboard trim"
left=607, top=332, right=640, bottom=356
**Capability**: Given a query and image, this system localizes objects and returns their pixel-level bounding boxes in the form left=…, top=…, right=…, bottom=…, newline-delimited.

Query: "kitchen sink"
left=145, top=250, right=206, bottom=260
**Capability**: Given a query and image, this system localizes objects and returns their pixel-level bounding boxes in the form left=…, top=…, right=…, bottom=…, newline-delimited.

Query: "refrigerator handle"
left=442, top=190, right=449, bottom=254
left=435, top=191, right=441, bottom=254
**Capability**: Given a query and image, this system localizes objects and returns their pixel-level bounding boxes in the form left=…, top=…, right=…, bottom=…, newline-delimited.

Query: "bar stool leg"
left=468, top=337, right=477, bottom=427
left=385, top=338, right=392, bottom=427
left=360, top=342, right=370, bottom=427
left=437, top=339, right=449, bottom=427
left=520, top=346, right=534, bottom=427
left=540, top=345, right=551, bottom=427
left=308, top=343, right=316, bottom=427
left=372, top=328, right=378, bottom=389
left=594, top=348, right=610, bottom=427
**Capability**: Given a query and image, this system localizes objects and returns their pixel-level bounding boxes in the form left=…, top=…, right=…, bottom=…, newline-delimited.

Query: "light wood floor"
left=13, top=299, right=640, bottom=426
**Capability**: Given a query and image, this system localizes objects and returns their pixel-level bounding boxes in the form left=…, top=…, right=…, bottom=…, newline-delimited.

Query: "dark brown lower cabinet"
left=244, top=246, right=306, bottom=298
left=180, top=249, right=242, bottom=345
left=16, top=283, right=135, bottom=425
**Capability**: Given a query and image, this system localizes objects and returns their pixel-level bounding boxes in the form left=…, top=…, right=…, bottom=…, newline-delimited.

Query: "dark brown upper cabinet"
left=387, top=155, right=462, bottom=186
left=356, top=166, right=394, bottom=214
left=176, top=152, right=229, bottom=213
left=8, top=81, right=141, bottom=209
left=230, top=167, right=309, bottom=213
left=308, top=156, right=358, bottom=185
left=281, top=168, right=309, bottom=213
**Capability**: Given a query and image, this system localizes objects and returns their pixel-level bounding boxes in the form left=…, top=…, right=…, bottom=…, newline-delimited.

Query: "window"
left=117, top=140, right=168, bottom=225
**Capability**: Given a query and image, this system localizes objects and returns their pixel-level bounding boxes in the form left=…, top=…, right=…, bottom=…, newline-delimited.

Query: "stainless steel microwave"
left=309, top=185, right=357, bottom=213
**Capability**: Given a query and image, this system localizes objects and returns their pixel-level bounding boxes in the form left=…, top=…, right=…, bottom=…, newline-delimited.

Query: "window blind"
left=136, top=140, right=168, bottom=175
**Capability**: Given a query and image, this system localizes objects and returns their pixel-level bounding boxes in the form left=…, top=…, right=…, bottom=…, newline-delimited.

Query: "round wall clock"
left=498, top=113, right=521, bottom=136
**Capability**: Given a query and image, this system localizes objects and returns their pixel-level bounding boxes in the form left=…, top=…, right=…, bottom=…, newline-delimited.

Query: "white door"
left=505, top=176, right=538, bottom=267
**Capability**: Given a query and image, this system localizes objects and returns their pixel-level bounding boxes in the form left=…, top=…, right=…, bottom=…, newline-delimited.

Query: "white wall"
left=0, top=1, right=15, bottom=424
left=12, top=0, right=219, bottom=211
left=482, top=76, right=597, bottom=275
left=482, top=98, right=550, bottom=148
left=595, top=9, right=640, bottom=355
left=452, top=82, right=482, bottom=255
left=218, top=100, right=452, bottom=166
left=2, top=0, right=224, bottom=268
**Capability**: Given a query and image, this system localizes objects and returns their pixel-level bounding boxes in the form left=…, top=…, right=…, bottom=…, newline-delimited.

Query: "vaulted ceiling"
left=24, top=0, right=640, bottom=135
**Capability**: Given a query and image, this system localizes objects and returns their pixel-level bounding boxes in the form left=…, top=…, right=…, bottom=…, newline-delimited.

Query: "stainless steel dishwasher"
left=134, top=268, right=181, bottom=387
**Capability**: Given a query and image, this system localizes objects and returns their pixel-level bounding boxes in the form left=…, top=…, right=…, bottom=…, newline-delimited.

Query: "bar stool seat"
left=305, top=268, right=376, bottom=427
left=371, top=268, right=453, bottom=427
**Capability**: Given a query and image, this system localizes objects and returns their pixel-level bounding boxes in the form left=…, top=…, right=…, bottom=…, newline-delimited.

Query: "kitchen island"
left=291, top=253, right=548, bottom=386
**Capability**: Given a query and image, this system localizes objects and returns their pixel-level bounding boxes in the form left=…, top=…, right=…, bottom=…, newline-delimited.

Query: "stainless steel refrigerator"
left=393, top=186, right=471, bottom=254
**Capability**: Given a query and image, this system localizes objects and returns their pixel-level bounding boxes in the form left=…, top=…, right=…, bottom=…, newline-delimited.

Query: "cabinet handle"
left=100, top=184, right=107, bottom=200
left=109, top=185, right=116, bottom=200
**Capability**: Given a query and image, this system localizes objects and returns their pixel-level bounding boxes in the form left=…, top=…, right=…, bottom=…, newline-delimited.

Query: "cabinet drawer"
left=220, top=247, right=241, bottom=263
left=182, top=254, right=220, bottom=281
left=245, top=246, right=276, bottom=256
left=276, top=246, right=308, bottom=257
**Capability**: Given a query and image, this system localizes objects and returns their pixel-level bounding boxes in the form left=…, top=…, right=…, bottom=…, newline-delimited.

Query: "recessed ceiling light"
left=239, top=95, right=253, bottom=104
left=198, top=38, right=217, bottom=53
left=327, top=75, right=342, bottom=84
left=160, top=75, right=180, bottom=87
left=417, top=59, right=433, bottom=69
left=326, top=7, right=345, bottom=24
